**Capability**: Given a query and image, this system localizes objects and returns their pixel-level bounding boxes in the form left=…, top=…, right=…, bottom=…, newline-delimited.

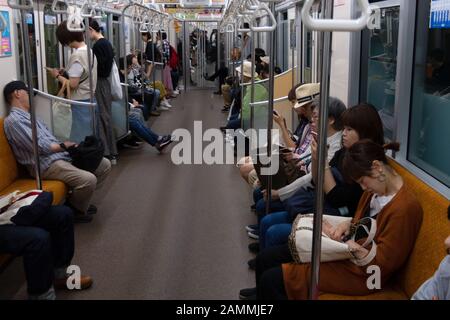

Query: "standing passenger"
left=88, top=19, right=118, bottom=162
left=51, top=21, right=98, bottom=144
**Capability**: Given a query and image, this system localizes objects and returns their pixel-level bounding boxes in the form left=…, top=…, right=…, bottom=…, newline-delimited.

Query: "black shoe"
left=248, top=242, right=259, bottom=254
left=220, top=126, right=228, bottom=133
left=250, top=204, right=256, bottom=211
left=87, top=205, right=97, bottom=215
left=155, top=135, right=173, bottom=153
left=213, top=91, right=222, bottom=95
left=239, top=287, right=257, bottom=300
left=221, top=106, right=230, bottom=113
left=123, top=140, right=142, bottom=149
left=248, top=258, right=256, bottom=270
left=73, top=213, right=93, bottom=223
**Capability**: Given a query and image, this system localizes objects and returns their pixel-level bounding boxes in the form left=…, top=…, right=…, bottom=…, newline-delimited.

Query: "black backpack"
left=67, top=136, right=104, bottom=173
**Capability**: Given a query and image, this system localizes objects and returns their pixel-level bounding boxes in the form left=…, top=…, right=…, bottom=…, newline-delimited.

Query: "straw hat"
left=235, top=60, right=258, bottom=78
left=294, top=83, right=321, bottom=109
left=260, top=56, right=270, bottom=65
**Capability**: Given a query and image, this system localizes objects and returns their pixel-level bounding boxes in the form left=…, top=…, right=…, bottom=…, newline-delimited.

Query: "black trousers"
left=256, top=244, right=292, bottom=300
left=0, top=206, right=74, bottom=295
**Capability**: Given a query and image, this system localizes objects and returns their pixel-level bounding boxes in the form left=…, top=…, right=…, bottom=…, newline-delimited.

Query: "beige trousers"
left=43, top=158, right=111, bottom=213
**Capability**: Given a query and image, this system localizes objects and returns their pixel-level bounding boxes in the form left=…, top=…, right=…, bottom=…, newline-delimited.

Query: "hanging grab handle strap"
left=237, top=15, right=251, bottom=33
left=249, top=3, right=277, bottom=32
left=51, top=0, right=68, bottom=14
left=301, top=0, right=372, bottom=32
left=66, top=5, right=85, bottom=32
left=7, top=0, right=33, bottom=10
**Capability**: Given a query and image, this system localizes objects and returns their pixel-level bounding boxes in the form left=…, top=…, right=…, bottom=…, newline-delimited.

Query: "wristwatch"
left=60, top=143, right=67, bottom=150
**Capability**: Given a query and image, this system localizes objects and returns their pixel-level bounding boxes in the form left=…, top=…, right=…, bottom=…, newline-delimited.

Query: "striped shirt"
left=3, top=107, right=71, bottom=174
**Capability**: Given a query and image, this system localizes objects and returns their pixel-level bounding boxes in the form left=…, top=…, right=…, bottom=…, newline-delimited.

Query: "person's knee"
left=80, top=172, right=98, bottom=191
left=27, top=229, right=51, bottom=254
left=51, top=206, right=74, bottom=227
left=256, top=198, right=266, bottom=215
left=266, top=226, right=282, bottom=248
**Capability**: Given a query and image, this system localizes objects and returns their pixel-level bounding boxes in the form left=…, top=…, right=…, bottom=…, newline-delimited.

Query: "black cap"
left=3, top=80, right=29, bottom=103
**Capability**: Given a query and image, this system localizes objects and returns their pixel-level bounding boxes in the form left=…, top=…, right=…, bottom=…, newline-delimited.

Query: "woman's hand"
left=345, top=240, right=369, bottom=260
left=273, top=113, right=285, bottom=127
left=48, top=68, right=60, bottom=79
left=131, top=99, right=140, bottom=107
left=328, top=220, right=352, bottom=242
left=262, top=189, right=280, bottom=201
left=283, top=151, right=300, bottom=162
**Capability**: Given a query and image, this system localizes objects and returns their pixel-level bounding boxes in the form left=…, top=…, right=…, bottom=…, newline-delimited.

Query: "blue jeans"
left=129, top=113, right=160, bottom=146
left=0, top=206, right=74, bottom=295
left=226, top=113, right=241, bottom=130
left=144, top=88, right=160, bottom=112
left=70, top=99, right=96, bottom=143
left=259, top=211, right=291, bottom=250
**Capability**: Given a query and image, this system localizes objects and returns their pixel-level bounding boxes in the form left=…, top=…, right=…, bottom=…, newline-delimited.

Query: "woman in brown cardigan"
left=253, top=140, right=423, bottom=300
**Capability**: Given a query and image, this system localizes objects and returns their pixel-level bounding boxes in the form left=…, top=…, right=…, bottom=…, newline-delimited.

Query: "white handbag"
left=109, top=61, right=123, bottom=101
left=52, top=79, right=72, bottom=142
left=288, top=214, right=378, bottom=266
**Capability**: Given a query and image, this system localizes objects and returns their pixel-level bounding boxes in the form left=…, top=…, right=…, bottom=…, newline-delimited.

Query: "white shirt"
left=68, top=45, right=88, bottom=78
left=369, top=193, right=396, bottom=217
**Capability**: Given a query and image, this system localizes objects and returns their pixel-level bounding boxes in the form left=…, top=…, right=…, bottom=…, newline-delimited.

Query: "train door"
left=277, top=11, right=289, bottom=72
left=359, top=0, right=401, bottom=140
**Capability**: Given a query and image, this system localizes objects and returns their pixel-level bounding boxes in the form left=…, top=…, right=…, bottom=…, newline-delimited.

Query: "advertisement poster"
left=430, top=0, right=450, bottom=29
left=0, top=10, right=12, bottom=57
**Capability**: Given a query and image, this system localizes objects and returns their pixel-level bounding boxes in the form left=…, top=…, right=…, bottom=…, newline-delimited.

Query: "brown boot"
left=54, top=275, right=93, bottom=290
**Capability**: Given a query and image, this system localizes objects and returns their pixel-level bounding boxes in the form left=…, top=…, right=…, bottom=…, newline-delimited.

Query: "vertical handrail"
left=308, top=0, right=333, bottom=301
left=265, top=1, right=277, bottom=216
left=18, top=5, right=42, bottom=189
left=84, top=15, right=96, bottom=136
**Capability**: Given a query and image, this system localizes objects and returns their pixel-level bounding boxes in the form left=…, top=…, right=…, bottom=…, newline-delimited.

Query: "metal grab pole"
left=295, top=3, right=303, bottom=85
left=250, top=32, right=255, bottom=131
left=21, top=10, right=42, bottom=190
left=309, top=0, right=334, bottom=300
left=84, top=16, right=96, bottom=136
left=265, top=1, right=277, bottom=216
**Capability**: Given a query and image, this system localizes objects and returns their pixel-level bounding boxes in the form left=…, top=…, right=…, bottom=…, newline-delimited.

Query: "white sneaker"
left=158, top=105, right=169, bottom=111
left=173, top=89, right=180, bottom=95
left=161, top=99, right=172, bottom=108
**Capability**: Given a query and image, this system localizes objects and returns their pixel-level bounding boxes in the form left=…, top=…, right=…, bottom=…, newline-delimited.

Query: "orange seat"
left=319, top=159, right=450, bottom=300
left=0, top=118, right=68, bottom=269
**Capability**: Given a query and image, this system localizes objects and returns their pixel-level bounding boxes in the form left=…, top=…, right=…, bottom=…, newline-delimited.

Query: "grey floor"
left=0, top=89, right=257, bottom=300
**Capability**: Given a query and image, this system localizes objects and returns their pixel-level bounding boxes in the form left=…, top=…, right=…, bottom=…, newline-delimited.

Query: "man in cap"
left=2, top=80, right=111, bottom=223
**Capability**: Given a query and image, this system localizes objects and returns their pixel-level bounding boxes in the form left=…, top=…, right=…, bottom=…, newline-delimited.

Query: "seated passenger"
left=412, top=206, right=450, bottom=300
left=251, top=104, right=384, bottom=249
left=238, top=83, right=318, bottom=188
left=240, top=140, right=423, bottom=300
left=126, top=54, right=163, bottom=117
left=128, top=99, right=173, bottom=153
left=3, top=81, right=111, bottom=223
left=0, top=201, right=92, bottom=300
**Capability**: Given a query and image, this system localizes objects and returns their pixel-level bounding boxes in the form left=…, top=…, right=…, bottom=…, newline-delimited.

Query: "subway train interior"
left=0, top=0, right=449, bottom=303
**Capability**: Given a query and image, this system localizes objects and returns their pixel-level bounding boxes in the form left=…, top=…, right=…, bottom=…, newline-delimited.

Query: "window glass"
left=44, top=4, right=60, bottom=95
left=408, top=0, right=450, bottom=187
left=17, top=13, right=38, bottom=89
left=360, top=6, right=400, bottom=140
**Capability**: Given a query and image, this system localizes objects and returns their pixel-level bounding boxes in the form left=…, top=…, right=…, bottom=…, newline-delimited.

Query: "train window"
left=16, top=12, right=39, bottom=89
left=304, top=30, right=312, bottom=83
left=408, top=0, right=450, bottom=187
left=43, top=4, right=60, bottom=95
left=359, top=6, right=400, bottom=140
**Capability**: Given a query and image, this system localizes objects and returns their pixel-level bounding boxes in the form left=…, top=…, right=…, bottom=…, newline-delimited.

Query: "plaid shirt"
left=161, top=40, right=170, bottom=66
left=295, top=124, right=313, bottom=156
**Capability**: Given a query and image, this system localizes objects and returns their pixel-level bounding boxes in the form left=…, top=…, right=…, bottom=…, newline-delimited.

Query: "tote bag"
left=109, top=61, right=123, bottom=101
left=52, top=80, right=72, bottom=142
left=288, top=214, right=378, bottom=266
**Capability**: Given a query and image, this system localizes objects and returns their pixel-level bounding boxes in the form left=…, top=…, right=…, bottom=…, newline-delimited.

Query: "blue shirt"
left=412, top=255, right=450, bottom=300
left=3, top=107, right=71, bottom=174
